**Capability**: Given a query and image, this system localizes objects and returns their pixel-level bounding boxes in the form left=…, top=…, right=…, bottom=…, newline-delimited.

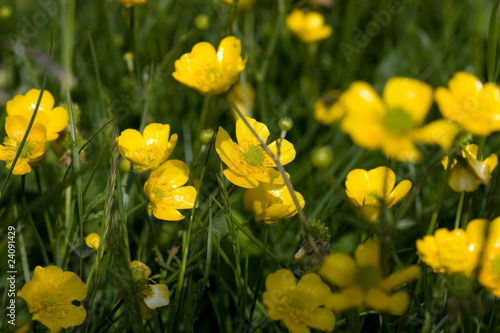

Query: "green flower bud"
left=195, top=14, right=210, bottom=31
left=278, top=117, right=294, bottom=132
left=120, top=159, right=132, bottom=174
left=0, top=6, right=13, bottom=20
left=311, top=146, right=333, bottom=168
left=200, top=128, right=215, bottom=145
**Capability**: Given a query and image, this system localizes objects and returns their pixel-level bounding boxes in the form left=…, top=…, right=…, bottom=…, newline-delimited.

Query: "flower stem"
left=454, top=192, right=466, bottom=229
left=426, top=151, right=453, bottom=235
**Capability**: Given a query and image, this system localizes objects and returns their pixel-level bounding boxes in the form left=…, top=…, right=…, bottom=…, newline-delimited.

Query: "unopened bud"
left=200, top=128, right=215, bottom=145
left=195, top=14, right=210, bottom=31
left=311, top=146, right=333, bottom=168
left=278, top=117, right=294, bottom=132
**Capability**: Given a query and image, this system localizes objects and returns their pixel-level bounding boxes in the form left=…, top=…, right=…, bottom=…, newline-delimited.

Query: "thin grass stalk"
left=487, top=0, right=500, bottom=82
left=203, top=197, right=214, bottom=287
left=426, top=150, right=453, bottom=235
left=67, top=91, right=85, bottom=277
left=246, top=226, right=268, bottom=332
left=454, top=192, right=466, bottom=229
left=216, top=232, right=227, bottom=333
left=20, top=176, right=49, bottom=265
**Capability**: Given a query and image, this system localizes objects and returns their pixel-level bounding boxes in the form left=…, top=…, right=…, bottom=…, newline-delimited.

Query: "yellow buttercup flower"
left=416, top=219, right=487, bottom=276
left=341, top=78, right=459, bottom=162
left=17, top=266, right=87, bottom=333
left=228, top=82, right=255, bottom=120
left=345, top=166, right=412, bottom=223
left=220, top=0, right=255, bottom=10
left=172, top=36, right=247, bottom=95
left=286, top=9, right=333, bottom=44
left=0, top=115, right=47, bottom=175
left=215, top=117, right=296, bottom=188
left=263, top=269, right=335, bottom=333
left=314, top=90, right=345, bottom=126
left=85, top=233, right=108, bottom=251
left=442, top=144, right=497, bottom=192
left=6, top=89, right=69, bottom=141
left=143, top=159, right=197, bottom=221
left=435, top=72, right=500, bottom=136
left=243, top=182, right=305, bottom=223
left=479, top=217, right=500, bottom=297
left=117, top=0, right=148, bottom=7
left=128, top=261, right=170, bottom=320
left=116, top=123, right=178, bottom=173
left=319, top=241, right=421, bottom=314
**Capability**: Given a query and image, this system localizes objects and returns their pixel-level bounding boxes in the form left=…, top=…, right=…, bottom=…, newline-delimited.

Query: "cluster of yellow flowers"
left=264, top=242, right=421, bottom=333
left=117, top=123, right=198, bottom=221
left=216, top=117, right=304, bottom=222
left=17, top=259, right=169, bottom=332
left=0, top=89, right=69, bottom=175
left=314, top=73, right=500, bottom=164
left=417, top=217, right=500, bottom=297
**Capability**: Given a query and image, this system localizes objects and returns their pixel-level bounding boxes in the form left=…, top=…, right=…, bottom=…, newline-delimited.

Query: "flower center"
left=205, top=67, right=222, bottom=83
left=243, top=146, right=265, bottom=166
left=355, top=266, right=380, bottom=289
left=384, top=107, right=414, bottom=133
left=276, top=289, right=311, bottom=324
left=153, top=187, right=165, bottom=201
left=19, top=141, right=35, bottom=159
left=367, top=191, right=384, bottom=205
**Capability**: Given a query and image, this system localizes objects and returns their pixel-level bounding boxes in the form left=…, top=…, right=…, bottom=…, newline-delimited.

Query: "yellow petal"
left=38, top=304, right=86, bottom=333
left=268, top=139, right=296, bottom=166
left=379, top=265, right=421, bottom=291
left=161, top=186, right=198, bottom=209
left=303, top=308, right=335, bottom=332
left=387, top=179, right=412, bottom=208
left=411, top=119, right=459, bottom=149
left=355, top=241, right=380, bottom=270
left=324, top=287, right=364, bottom=312
left=236, top=117, right=270, bottom=147
left=142, top=123, right=171, bottom=149
left=218, top=36, right=246, bottom=73
left=319, top=253, right=357, bottom=287
left=215, top=126, right=243, bottom=172
left=45, top=106, right=69, bottom=141
left=367, top=166, right=396, bottom=199
left=60, top=270, right=88, bottom=301
left=483, top=153, right=498, bottom=172
left=282, top=317, right=311, bottom=333
left=383, top=77, right=433, bottom=124
left=345, top=169, right=370, bottom=206
left=223, top=168, right=259, bottom=188
left=152, top=206, right=185, bottom=221
left=149, top=159, right=190, bottom=189
left=26, top=89, right=56, bottom=113
left=381, top=136, right=421, bottom=163
left=296, top=273, right=331, bottom=307
left=448, top=72, right=483, bottom=102
left=466, top=218, right=488, bottom=255
left=265, top=269, right=296, bottom=295
left=342, top=81, right=385, bottom=118
left=117, top=129, right=142, bottom=157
